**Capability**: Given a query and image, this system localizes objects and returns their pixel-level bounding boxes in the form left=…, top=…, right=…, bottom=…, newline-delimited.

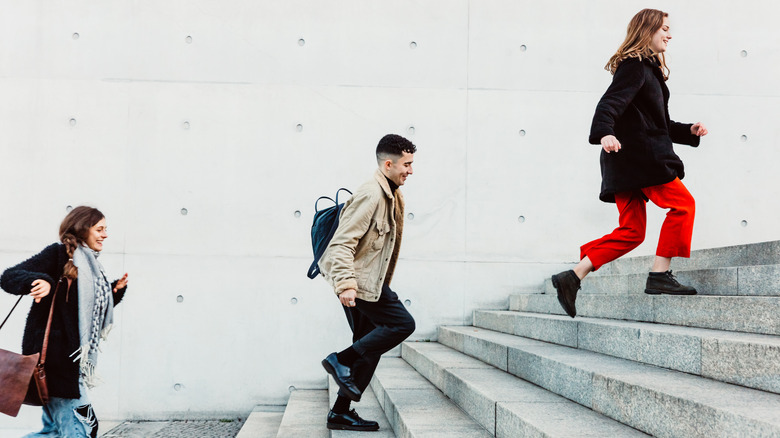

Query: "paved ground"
left=101, top=419, right=245, bottom=438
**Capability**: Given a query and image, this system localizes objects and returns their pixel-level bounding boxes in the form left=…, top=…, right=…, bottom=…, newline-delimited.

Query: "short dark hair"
left=376, top=134, right=416, bottom=163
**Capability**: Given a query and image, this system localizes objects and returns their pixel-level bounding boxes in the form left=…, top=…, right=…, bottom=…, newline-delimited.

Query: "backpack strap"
left=307, top=188, right=353, bottom=279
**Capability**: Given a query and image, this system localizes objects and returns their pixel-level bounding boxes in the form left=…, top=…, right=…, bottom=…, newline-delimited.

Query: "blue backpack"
left=307, top=188, right=352, bottom=279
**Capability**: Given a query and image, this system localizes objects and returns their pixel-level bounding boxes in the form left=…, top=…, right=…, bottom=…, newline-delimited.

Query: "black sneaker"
left=551, top=270, right=580, bottom=318
left=327, top=409, right=380, bottom=431
left=644, top=270, right=697, bottom=295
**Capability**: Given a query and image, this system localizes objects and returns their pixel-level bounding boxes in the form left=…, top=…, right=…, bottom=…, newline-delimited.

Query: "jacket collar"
left=374, top=169, right=395, bottom=199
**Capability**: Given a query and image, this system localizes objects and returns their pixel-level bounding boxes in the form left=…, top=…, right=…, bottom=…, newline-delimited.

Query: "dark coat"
left=0, top=243, right=126, bottom=399
left=589, top=57, right=700, bottom=203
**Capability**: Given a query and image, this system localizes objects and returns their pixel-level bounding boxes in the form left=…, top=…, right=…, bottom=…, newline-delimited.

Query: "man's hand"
left=30, top=279, right=51, bottom=303
left=601, top=135, right=622, bottom=153
left=691, top=122, right=708, bottom=137
left=339, top=289, right=357, bottom=308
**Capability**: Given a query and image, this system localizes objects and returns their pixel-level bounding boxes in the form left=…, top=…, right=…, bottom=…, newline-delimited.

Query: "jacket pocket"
left=371, top=221, right=390, bottom=251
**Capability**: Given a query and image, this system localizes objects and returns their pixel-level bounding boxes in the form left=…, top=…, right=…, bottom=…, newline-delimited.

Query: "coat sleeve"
left=669, top=121, right=701, bottom=147
left=0, top=243, right=60, bottom=296
left=322, top=189, right=378, bottom=295
left=589, top=58, right=647, bottom=145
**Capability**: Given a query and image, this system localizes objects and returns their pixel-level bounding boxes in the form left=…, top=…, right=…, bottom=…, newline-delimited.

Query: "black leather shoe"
left=327, top=409, right=379, bottom=431
left=321, top=353, right=361, bottom=401
left=645, top=270, right=697, bottom=295
left=552, top=270, right=580, bottom=318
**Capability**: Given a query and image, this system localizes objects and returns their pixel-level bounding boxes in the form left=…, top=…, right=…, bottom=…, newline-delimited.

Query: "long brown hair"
left=59, top=206, right=105, bottom=279
left=605, top=9, right=670, bottom=80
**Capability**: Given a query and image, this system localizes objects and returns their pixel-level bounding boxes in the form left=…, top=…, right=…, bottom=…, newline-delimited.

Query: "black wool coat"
left=589, top=56, right=700, bottom=203
left=0, top=243, right=126, bottom=399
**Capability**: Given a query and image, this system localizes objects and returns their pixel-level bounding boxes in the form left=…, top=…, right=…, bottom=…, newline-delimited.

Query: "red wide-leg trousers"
left=580, top=178, right=695, bottom=271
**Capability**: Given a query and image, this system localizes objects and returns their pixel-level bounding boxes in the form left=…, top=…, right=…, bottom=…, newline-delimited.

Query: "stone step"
left=543, top=264, right=780, bottom=296
left=370, top=357, right=493, bottom=437
left=327, top=376, right=396, bottom=437
left=593, top=240, right=780, bottom=275
left=470, top=311, right=780, bottom=395
left=276, top=390, right=330, bottom=438
left=235, top=406, right=285, bottom=438
left=401, top=341, right=650, bottom=437
left=509, top=293, right=780, bottom=335
left=437, top=326, right=780, bottom=438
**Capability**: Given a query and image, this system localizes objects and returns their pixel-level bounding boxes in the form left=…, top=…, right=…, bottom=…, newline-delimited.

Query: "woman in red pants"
left=552, top=8, right=708, bottom=318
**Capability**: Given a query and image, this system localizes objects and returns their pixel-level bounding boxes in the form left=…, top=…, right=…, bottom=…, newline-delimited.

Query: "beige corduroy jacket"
left=318, top=169, right=404, bottom=302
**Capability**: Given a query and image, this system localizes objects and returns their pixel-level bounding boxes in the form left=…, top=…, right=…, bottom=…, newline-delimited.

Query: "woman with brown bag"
left=1, top=206, right=128, bottom=438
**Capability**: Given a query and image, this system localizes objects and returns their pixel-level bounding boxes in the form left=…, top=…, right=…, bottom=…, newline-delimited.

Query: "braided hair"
left=58, top=206, right=105, bottom=279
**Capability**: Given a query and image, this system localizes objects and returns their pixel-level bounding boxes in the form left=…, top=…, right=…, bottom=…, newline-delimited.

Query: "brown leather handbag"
left=0, top=277, right=68, bottom=416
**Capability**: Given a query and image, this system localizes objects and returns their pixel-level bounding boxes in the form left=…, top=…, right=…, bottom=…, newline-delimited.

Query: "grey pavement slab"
left=276, top=389, right=330, bottom=438
left=234, top=406, right=284, bottom=438
left=510, top=293, right=780, bottom=335
left=443, top=325, right=780, bottom=438
left=328, top=376, right=395, bottom=437
left=370, top=358, right=492, bottom=438
left=404, top=341, right=648, bottom=437
left=103, top=419, right=245, bottom=438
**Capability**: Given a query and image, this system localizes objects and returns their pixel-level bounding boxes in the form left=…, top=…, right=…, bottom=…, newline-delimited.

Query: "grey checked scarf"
left=70, top=244, right=114, bottom=388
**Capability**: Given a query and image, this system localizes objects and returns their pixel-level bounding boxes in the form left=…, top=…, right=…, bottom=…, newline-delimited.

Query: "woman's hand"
left=691, top=122, right=708, bottom=136
left=601, top=135, right=622, bottom=153
left=113, top=273, right=129, bottom=293
left=30, top=279, right=51, bottom=303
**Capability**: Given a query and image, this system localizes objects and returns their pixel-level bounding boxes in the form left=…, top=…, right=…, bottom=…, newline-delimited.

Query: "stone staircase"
left=237, top=241, right=780, bottom=437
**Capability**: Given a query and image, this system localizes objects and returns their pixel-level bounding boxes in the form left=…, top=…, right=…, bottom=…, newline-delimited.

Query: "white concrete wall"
left=1, top=0, right=778, bottom=423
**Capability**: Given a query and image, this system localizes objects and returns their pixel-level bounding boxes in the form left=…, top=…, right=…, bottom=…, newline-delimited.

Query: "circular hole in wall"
left=185, top=36, right=193, bottom=44
left=183, top=121, right=190, bottom=130
left=407, top=213, right=414, bottom=221
left=741, top=220, right=748, bottom=227
left=410, top=41, right=417, bottom=49
left=72, top=33, right=80, bottom=40
left=180, top=208, right=188, bottom=216
left=740, top=135, right=748, bottom=142
left=404, top=299, right=411, bottom=307
left=407, top=126, right=415, bottom=135
left=296, top=124, right=303, bottom=132
left=174, top=384, right=183, bottom=391
left=518, top=216, right=526, bottom=223
left=740, top=50, right=748, bottom=57
left=519, top=129, right=526, bottom=136
left=520, top=44, right=527, bottom=52
left=69, top=118, right=77, bottom=126
left=288, top=386, right=296, bottom=392
left=290, top=297, right=298, bottom=305
left=298, top=39, right=305, bottom=46
left=66, top=205, right=73, bottom=212
left=294, top=210, right=301, bottom=218
left=176, top=295, right=184, bottom=303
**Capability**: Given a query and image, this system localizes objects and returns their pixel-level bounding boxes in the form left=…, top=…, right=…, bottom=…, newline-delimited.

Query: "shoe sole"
left=644, top=289, right=697, bottom=295
left=321, top=359, right=362, bottom=402
left=552, top=275, right=576, bottom=318
left=327, top=423, right=380, bottom=431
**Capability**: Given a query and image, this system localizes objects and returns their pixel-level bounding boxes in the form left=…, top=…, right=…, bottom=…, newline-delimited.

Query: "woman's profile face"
left=85, top=218, right=108, bottom=252
left=650, top=16, right=671, bottom=54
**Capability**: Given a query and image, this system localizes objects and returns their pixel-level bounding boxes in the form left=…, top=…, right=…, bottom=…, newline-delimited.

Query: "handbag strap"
left=0, top=295, right=25, bottom=331
left=39, top=278, right=71, bottom=366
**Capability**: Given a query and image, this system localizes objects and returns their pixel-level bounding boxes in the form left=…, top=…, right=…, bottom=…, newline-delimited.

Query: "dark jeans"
left=339, top=283, right=415, bottom=398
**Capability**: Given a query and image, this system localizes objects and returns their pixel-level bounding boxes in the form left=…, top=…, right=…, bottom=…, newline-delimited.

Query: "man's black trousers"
left=339, top=283, right=416, bottom=398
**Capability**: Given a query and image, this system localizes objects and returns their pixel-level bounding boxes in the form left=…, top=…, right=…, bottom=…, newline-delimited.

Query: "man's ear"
left=383, top=159, right=393, bottom=170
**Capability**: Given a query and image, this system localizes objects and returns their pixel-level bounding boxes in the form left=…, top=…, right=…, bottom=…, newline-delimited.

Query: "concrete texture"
left=404, top=341, right=648, bottom=437
left=276, top=390, right=330, bottom=438
left=233, top=409, right=284, bottom=438
left=444, top=325, right=780, bottom=437
left=510, top=293, right=780, bottom=335
left=371, top=358, right=492, bottom=438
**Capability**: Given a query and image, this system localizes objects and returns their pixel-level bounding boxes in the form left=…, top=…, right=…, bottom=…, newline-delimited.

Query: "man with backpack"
left=318, top=134, right=417, bottom=431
